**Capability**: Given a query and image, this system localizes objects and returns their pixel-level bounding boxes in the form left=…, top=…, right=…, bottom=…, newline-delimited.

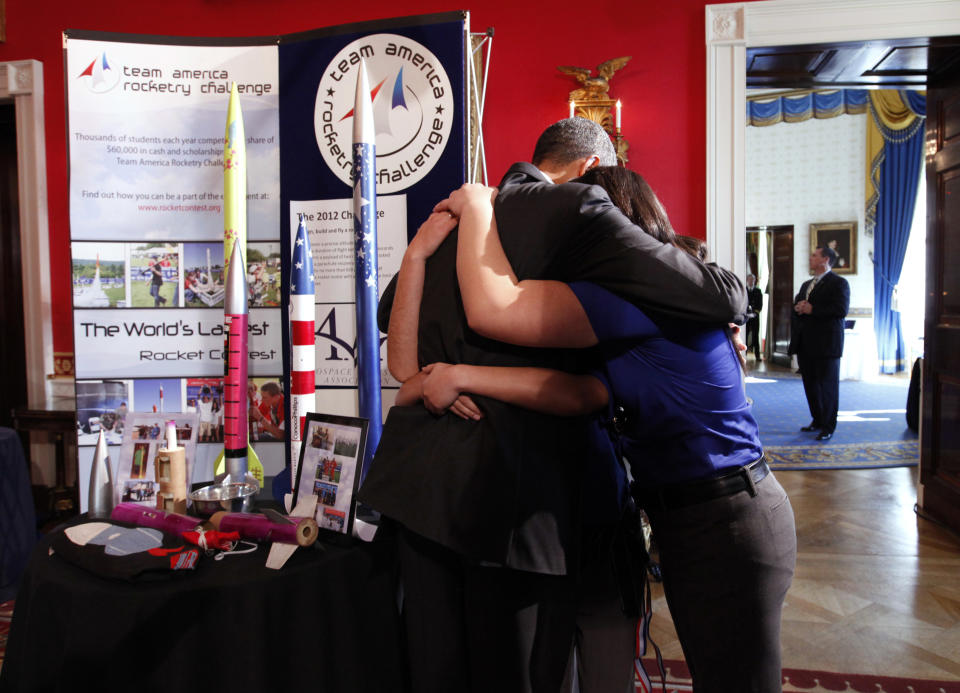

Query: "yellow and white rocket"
left=215, top=83, right=263, bottom=489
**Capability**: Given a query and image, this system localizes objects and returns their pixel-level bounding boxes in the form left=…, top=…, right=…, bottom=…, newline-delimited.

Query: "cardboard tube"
left=155, top=447, right=188, bottom=514
left=210, top=512, right=318, bottom=547
left=111, top=502, right=208, bottom=535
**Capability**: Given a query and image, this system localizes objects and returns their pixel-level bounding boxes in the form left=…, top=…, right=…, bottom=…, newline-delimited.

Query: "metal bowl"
left=189, top=482, right=257, bottom=516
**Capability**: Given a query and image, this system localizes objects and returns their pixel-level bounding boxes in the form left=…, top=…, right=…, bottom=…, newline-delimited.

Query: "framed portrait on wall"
left=810, top=221, right=857, bottom=275
left=292, top=413, right=369, bottom=537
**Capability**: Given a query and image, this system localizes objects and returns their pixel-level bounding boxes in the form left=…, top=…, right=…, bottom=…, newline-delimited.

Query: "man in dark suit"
left=746, top=273, right=763, bottom=360
left=359, top=118, right=747, bottom=692
left=789, top=245, right=850, bottom=441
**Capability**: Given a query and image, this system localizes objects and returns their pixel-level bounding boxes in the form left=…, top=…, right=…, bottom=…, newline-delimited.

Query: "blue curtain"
left=747, top=89, right=867, bottom=126
left=872, top=94, right=925, bottom=374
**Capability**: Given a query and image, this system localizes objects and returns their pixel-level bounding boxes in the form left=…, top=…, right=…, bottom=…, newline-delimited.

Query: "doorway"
left=0, top=101, right=28, bottom=428
left=704, top=0, right=960, bottom=278
left=747, top=225, right=793, bottom=368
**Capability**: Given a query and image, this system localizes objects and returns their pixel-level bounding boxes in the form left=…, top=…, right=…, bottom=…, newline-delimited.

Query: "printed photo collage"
left=295, top=416, right=366, bottom=534
left=115, top=411, right=199, bottom=510
left=76, top=376, right=286, bottom=447
left=72, top=240, right=283, bottom=310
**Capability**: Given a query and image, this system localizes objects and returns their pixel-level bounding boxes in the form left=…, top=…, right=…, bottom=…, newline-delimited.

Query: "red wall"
left=0, top=0, right=719, bottom=358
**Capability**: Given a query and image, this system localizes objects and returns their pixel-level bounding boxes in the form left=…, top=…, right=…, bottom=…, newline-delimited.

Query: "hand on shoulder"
left=435, top=183, right=497, bottom=218
left=406, top=211, right=458, bottom=261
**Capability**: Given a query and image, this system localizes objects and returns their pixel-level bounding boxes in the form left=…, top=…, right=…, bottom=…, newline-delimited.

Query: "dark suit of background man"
left=746, top=273, right=763, bottom=360
left=359, top=118, right=747, bottom=693
left=789, top=245, right=850, bottom=441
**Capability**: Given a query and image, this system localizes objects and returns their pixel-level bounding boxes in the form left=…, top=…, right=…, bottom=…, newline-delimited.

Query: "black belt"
left=635, top=456, right=770, bottom=512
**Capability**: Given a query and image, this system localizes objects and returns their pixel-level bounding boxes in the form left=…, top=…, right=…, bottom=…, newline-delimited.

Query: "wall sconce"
left=559, top=56, right=631, bottom=165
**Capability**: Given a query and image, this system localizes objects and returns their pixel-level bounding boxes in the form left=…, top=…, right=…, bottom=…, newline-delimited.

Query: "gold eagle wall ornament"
left=558, top=56, right=631, bottom=101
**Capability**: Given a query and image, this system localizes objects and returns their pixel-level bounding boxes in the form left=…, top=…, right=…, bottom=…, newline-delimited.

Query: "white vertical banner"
left=66, top=34, right=285, bottom=484
left=67, top=38, right=280, bottom=241
left=289, top=196, right=405, bottom=391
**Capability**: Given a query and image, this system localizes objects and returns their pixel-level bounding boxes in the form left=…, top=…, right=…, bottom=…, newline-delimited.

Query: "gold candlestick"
left=560, top=57, right=632, bottom=166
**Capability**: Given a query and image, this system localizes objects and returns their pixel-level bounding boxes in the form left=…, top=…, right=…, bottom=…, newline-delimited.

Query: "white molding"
left=747, top=0, right=960, bottom=45
left=706, top=0, right=960, bottom=278
left=0, top=60, right=52, bottom=408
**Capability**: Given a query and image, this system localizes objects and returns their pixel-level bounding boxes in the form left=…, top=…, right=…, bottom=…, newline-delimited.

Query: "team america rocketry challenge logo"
left=77, top=52, right=121, bottom=93
left=314, top=33, right=454, bottom=194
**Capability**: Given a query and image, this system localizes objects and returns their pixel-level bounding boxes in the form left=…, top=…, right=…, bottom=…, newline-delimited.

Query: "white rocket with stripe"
left=289, top=214, right=316, bottom=453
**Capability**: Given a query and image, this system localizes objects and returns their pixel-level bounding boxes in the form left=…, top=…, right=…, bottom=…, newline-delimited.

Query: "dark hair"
left=261, top=381, right=282, bottom=396
left=576, top=166, right=676, bottom=245
left=817, top=245, right=838, bottom=268
left=675, top=235, right=708, bottom=261
left=532, top=118, right=617, bottom=168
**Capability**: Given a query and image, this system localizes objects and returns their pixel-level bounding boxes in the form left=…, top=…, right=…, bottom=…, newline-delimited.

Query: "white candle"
left=616, top=100, right=622, bottom=129
left=569, top=100, right=575, bottom=119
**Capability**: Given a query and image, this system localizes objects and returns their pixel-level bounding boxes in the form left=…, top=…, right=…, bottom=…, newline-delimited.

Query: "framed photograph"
left=292, top=413, right=369, bottom=537
left=810, top=221, right=857, bottom=275
left=115, top=411, right=199, bottom=508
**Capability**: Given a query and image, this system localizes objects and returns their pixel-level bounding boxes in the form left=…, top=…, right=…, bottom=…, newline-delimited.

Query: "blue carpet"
left=744, top=373, right=918, bottom=470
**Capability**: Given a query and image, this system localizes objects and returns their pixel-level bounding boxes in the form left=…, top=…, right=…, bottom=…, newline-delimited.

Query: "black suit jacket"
left=789, top=271, right=850, bottom=359
left=359, top=162, right=748, bottom=575
left=747, top=287, right=763, bottom=318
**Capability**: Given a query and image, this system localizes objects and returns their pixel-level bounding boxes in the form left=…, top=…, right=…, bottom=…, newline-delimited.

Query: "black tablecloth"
left=0, top=522, right=404, bottom=692
left=0, top=427, right=37, bottom=602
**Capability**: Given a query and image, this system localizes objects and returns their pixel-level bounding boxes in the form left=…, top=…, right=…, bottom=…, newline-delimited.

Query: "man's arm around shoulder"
left=559, top=194, right=748, bottom=324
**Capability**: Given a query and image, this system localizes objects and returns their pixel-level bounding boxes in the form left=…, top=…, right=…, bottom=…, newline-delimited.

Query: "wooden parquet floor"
left=646, top=467, right=960, bottom=682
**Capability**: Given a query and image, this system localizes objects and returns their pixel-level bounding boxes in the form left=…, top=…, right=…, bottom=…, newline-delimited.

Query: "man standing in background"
left=790, top=246, right=850, bottom=441
left=746, top=273, right=763, bottom=361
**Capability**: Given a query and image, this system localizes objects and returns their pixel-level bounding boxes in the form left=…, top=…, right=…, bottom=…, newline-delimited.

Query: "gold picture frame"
left=810, top=221, right=857, bottom=275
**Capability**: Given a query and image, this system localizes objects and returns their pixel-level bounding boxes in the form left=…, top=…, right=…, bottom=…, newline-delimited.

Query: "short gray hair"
left=532, top=117, right=617, bottom=168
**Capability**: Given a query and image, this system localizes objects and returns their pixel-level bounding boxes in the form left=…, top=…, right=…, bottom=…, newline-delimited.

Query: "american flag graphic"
left=289, top=215, right=316, bottom=467
left=352, top=60, right=383, bottom=481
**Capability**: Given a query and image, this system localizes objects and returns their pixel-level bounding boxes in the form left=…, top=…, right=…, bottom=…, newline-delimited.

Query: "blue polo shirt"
left=571, top=281, right=762, bottom=489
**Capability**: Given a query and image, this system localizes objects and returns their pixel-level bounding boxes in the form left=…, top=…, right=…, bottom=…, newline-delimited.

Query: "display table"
left=0, top=520, right=405, bottom=692
left=0, top=427, right=37, bottom=601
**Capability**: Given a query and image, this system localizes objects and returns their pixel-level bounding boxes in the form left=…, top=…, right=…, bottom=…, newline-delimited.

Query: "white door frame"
left=705, top=0, right=960, bottom=278
left=0, top=59, right=51, bottom=407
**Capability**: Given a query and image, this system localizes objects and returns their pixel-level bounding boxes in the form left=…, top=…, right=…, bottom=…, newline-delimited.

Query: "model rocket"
left=223, top=82, right=246, bottom=281
left=214, top=84, right=262, bottom=491
left=352, top=59, right=383, bottom=480
left=76, top=253, right=109, bottom=307
left=155, top=420, right=187, bottom=514
left=289, top=214, right=316, bottom=487
left=215, top=241, right=262, bottom=489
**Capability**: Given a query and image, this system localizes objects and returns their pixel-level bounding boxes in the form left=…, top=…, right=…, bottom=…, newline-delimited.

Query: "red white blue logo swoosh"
left=77, top=52, right=120, bottom=93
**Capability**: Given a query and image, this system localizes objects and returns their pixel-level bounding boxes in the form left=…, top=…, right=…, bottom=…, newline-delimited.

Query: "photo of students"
left=182, top=242, right=224, bottom=308
left=246, top=242, right=282, bottom=307
left=186, top=378, right=224, bottom=442
left=130, top=243, right=179, bottom=308
left=248, top=378, right=285, bottom=441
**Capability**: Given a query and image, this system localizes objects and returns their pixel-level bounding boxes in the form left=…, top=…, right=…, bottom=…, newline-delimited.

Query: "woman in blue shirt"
left=397, top=167, right=796, bottom=693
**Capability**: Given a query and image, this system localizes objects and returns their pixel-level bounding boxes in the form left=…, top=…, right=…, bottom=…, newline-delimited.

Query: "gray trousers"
left=645, top=472, right=797, bottom=693
left=560, top=551, right=637, bottom=693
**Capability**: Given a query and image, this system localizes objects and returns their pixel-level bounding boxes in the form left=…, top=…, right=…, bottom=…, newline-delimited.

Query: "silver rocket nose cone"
left=225, top=240, right=248, bottom=315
